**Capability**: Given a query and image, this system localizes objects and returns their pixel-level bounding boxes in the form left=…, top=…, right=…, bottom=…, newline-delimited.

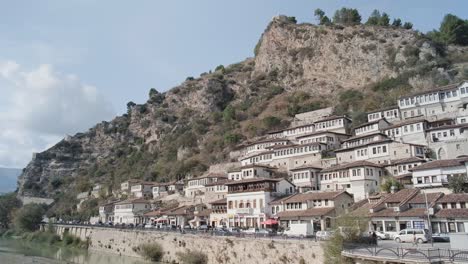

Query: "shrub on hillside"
left=139, top=243, right=164, bottom=262
left=176, top=250, right=208, bottom=264
left=13, top=204, right=46, bottom=232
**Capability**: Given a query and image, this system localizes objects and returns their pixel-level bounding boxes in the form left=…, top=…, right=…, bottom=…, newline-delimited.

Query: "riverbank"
left=0, top=237, right=150, bottom=264
left=55, top=224, right=325, bottom=263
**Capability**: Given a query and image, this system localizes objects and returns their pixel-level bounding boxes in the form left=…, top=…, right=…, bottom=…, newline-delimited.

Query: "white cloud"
left=0, top=61, right=114, bottom=168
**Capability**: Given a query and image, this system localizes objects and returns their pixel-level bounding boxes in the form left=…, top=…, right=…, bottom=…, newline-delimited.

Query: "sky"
left=0, top=0, right=467, bottom=169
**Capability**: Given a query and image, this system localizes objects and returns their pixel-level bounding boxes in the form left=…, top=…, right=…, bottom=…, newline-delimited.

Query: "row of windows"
left=228, top=199, right=264, bottom=209
left=299, top=136, right=335, bottom=145
left=292, top=171, right=315, bottom=180
left=285, top=125, right=314, bottom=135
left=432, top=130, right=456, bottom=140
left=274, top=145, right=322, bottom=157
left=400, top=93, right=439, bottom=107
left=355, top=124, right=378, bottom=134
left=316, top=119, right=344, bottom=130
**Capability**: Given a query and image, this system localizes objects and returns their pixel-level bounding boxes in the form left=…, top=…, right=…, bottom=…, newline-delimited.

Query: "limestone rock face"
left=254, top=16, right=438, bottom=95
left=17, top=16, right=450, bottom=198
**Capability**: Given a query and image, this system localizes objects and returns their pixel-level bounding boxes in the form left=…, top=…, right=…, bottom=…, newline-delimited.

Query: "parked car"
left=375, top=231, right=390, bottom=240
left=432, top=233, right=450, bottom=242
left=256, top=229, right=273, bottom=236
left=228, top=227, right=241, bottom=233
left=316, top=230, right=334, bottom=240
left=183, top=225, right=192, bottom=230
left=198, top=225, right=211, bottom=231
left=144, top=223, right=154, bottom=229
left=394, top=229, right=430, bottom=243
left=106, top=221, right=113, bottom=226
left=242, top=228, right=258, bottom=234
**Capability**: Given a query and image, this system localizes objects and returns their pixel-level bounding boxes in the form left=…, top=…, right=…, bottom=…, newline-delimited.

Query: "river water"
left=0, top=239, right=151, bottom=264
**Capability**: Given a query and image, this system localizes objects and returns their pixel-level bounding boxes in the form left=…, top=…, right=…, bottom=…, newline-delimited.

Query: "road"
left=377, top=239, right=451, bottom=249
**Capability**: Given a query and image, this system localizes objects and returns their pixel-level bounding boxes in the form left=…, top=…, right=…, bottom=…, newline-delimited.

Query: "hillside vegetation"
left=16, top=9, right=468, bottom=219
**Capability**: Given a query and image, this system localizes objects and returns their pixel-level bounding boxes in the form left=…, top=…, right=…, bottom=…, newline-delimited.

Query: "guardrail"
left=343, top=243, right=468, bottom=263
left=52, top=223, right=322, bottom=241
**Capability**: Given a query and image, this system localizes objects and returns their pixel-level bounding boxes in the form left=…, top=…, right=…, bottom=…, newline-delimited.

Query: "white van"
left=283, top=223, right=314, bottom=237
left=394, top=229, right=430, bottom=243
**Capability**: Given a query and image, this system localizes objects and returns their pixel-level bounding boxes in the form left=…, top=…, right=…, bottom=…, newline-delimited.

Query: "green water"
left=0, top=238, right=151, bottom=264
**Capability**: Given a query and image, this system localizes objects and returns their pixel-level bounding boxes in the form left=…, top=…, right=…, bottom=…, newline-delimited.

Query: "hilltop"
left=17, top=15, right=468, bottom=216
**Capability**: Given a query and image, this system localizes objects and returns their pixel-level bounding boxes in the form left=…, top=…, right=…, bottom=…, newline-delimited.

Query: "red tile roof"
left=276, top=207, right=335, bottom=219
left=115, top=198, right=150, bottom=205
left=210, top=198, right=227, bottom=205
left=435, top=209, right=468, bottom=218
left=438, top=193, right=468, bottom=203
left=409, top=158, right=468, bottom=171
left=321, top=161, right=384, bottom=173
left=370, top=208, right=427, bottom=217
left=390, top=157, right=425, bottom=165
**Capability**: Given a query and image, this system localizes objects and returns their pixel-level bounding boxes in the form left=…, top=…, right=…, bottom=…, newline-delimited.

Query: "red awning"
left=261, top=219, right=278, bottom=225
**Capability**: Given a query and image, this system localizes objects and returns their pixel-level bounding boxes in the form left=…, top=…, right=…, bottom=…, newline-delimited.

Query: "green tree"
left=403, top=22, right=413, bottom=29
left=365, top=9, right=381, bottom=26
left=262, top=116, right=282, bottom=130
left=0, top=193, right=22, bottom=228
left=314, top=8, right=331, bottom=25
left=380, top=177, right=404, bottom=193
left=222, top=105, right=236, bottom=122
left=433, top=14, right=468, bottom=45
left=392, top=18, right=402, bottom=27
left=333, top=8, right=361, bottom=26
left=378, top=12, right=390, bottom=26
left=448, top=174, right=468, bottom=193
left=149, top=88, right=159, bottom=98
left=14, top=204, right=46, bottom=232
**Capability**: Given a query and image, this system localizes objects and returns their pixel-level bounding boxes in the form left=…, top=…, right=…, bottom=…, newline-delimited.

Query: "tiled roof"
left=188, top=173, right=227, bottom=181
left=165, top=206, right=194, bottom=216
left=224, top=177, right=284, bottom=185
left=390, top=157, right=425, bottom=165
left=426, top=123, right=468, bottom=132
left=376, top=189, right=419, bottom=206
left=240, top=164, right=277, bottom=170
left=334, top=139, right=393, bottom=152
left=270, top=191, right=350, bottom=204
left=204, top=179, right=228, bottom=187
left=384, top=118, right=427, bottom=130
left=321, top=161, right=384, bottom=173
left=408, top=192, right=443, bottom=205
left=210, top=198, right=227, bottom=205
left=435, top=209, right=468, bottom=218
left=348, top=200, right=372, bottom=217
left=115, top=198, right=150, bottom=205
left=437, top=193, right=468, bottom=203
left=295, top=131, right=350, bottom=139
left=370, top=208, right=427, bottom=217
left=196, top=209, right=212, bottom=217
left=409, top=158, right=468, bottom=171
left=289, top=164, right=323, bottom=171
left=269, top=195, right=292, bottom=205
left=354, top=119, right=389, bottom=129
left=315, top=115, right=351, bottom=123
left=276, top=207, right=335, bottom=219
left=342, top=132, right=387, bottom=142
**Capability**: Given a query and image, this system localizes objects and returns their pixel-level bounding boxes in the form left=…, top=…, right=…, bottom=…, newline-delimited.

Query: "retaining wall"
left=55, top=225, right=324, bottom=264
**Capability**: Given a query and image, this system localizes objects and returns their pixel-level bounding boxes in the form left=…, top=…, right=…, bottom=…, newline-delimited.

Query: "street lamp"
left=423, top=188, right=434, bottom=247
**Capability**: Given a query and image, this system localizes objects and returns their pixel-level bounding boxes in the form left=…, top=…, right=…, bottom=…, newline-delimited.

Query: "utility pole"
left=423, top=189, right=434, bottom=247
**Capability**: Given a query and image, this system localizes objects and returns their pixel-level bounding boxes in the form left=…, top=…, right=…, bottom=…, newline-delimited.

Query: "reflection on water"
left=0, top=239, right=151, bottom=264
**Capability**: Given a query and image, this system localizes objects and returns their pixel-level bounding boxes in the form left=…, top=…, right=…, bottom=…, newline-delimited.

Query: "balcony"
left=235, top=208, right=253, bottom=215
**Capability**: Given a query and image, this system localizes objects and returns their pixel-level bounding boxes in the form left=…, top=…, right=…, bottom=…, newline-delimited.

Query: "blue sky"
left=0, top=0, right=467, bottom=168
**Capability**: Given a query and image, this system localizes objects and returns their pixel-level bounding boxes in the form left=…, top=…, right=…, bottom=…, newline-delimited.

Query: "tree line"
left=313, top=8, right=468, bottom=46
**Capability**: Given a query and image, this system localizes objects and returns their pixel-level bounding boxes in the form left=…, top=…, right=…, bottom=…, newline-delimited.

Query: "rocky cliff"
left=18, top=16, right=466, bottom=206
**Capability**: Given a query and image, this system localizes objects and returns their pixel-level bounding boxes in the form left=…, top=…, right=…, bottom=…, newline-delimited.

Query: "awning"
left=155, top=217, right=168, bottom=222
left=261, top=219, right=278, bottom=225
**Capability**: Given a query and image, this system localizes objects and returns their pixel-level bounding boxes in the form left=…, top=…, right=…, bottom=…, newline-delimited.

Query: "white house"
left=270, top=191, right=354, bottom=231
left=130, top=182, right=155, bottom=198
left=289, top=165, right=322, bottom=192
left=410, top=157, right=468, bottom=193
left=225, top=177, right=295, bottom=228
left=320, top=161, right=385, bottom=202
left=114, top=198, right=151, bottom=225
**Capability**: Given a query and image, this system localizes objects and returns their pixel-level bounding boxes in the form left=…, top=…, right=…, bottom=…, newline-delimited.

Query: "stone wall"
left=55, top=225, right=324, bottom=264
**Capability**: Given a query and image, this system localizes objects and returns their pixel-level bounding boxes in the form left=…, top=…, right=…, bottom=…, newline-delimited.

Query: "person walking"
left=412, top=233, right=418, bottom=247
left=372, top=231, right=378, bottom=245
